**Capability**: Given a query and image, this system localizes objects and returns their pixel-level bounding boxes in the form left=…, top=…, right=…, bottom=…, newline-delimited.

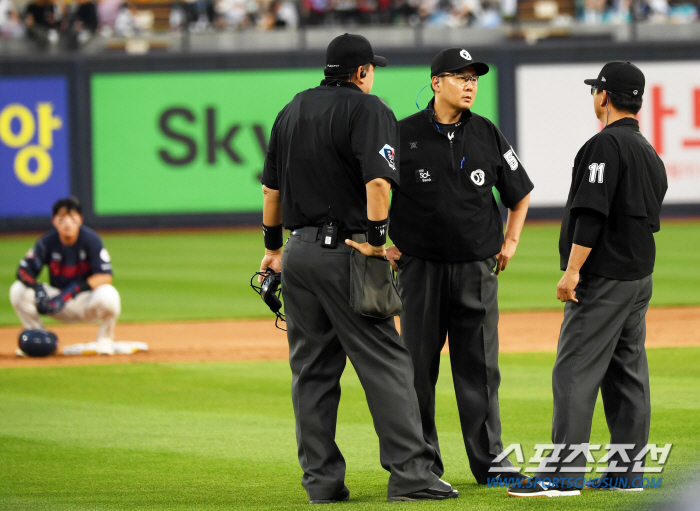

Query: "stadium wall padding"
left=1, top=40, right=699, bottom=232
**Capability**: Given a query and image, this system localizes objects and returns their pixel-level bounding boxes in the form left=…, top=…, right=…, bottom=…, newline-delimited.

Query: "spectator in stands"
left=479, top=0, right=502, bottom=26
left=214, top=0, right=257, bottom=28
left=0, top=0, right=24, bottom=38
left=173, top=0, right=216, bottom=31
left=260, top=0, right=299, bottom=28
left=97, top=0, right=123, bottom=32
left=357, top=0, right=379, bottom=24
left=330, top=0, right=360, bottom=24
left=300, top=0, right=330, bottom=25
left=391, top=0, right=419, bottom=25
left=24, top=0, right=63, bottom=46
left=645, top=0, right=669, bottom=20
left=447, top=0, right=482, bottom=25
left=376, top=0, right=391, bottom=23
left=417, top=0, right=447, bottom=24
left=66, top=0, right=99, bottom=47
left=113, top=0, right=139, bottom=35
left=582, top=0, right=606, bottom=22
left=169, top=0, right=191, bottom=29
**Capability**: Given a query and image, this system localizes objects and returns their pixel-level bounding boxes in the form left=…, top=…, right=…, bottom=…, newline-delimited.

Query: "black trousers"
left=281, top=234, right=438, bottom=501
left=395, top=254, right=512, bottom=484
left=536, top=274, right=653, bottom=488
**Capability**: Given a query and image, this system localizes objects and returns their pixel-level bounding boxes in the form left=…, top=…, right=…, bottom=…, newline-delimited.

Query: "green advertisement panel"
left=91, top=67, right=498, bottom=215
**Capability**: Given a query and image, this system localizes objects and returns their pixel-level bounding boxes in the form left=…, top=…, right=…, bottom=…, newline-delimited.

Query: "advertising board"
left=0, top=76, right=70, bottom=218
left=517, top=62, right=700, bottom=206
left=91, top=66, right=498, bottom=215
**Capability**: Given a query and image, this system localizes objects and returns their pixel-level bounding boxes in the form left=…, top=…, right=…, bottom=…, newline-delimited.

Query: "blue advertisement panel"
left=0, top=76, right=70, bottom=218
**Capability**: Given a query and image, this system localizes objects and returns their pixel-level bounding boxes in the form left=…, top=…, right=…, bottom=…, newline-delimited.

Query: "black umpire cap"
left=325, top=33, right=388, bottom=76
left=431, top=48, right=489, bottom=77
left=584, top=61, right=645, bottom=97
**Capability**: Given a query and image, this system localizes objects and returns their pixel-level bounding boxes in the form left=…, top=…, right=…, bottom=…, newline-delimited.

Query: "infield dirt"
left=1, top=306, right=698, bottom=367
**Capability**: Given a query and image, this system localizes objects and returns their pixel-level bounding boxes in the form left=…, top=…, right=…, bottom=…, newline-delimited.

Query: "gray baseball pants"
left=281, top=233, right=438, bottom=501
left=537, top=274, right=653, bottom=488
left=395, top=254, right=513, bottom=484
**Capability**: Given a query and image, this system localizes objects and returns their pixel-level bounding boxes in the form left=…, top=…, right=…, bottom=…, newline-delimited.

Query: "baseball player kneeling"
left=9, top=197, right=120, bottom=356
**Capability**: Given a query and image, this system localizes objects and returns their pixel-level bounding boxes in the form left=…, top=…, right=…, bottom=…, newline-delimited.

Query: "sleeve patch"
left=504, top=149, right=519, bottom=171
left=379, top=144, right=396, bottom=171
left=100, top=248, right=111, bottom=263
left=588, top=163, right=606, bottom=183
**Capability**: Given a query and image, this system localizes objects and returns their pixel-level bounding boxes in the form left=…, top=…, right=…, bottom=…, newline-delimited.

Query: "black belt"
left=290, top=226, right=359, bottom=241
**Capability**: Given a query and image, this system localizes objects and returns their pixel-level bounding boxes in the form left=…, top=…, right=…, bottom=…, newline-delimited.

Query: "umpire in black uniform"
left=259, top=34, right=457, bottom=504
left=387, top=48, right=533, bottom=484
left=508, top=62, right=668, bottom=497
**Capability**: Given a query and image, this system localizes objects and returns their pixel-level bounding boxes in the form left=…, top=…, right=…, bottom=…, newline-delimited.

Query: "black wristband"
left=367, top=218, right=388, bottom=247
left=263, top=223, right=284, bottom=250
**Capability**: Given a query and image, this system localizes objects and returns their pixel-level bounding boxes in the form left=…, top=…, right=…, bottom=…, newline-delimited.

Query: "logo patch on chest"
left=415, top=169, right=435, bottom=183
left=471, top=169, right=485, bottom=186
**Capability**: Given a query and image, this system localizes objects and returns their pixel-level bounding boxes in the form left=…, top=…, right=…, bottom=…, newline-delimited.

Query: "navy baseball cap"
left=325, top=33, right=388, bottom=76
left=431, top=48, right=489, bottom=77
left=584, top=61, right=645, bottom=97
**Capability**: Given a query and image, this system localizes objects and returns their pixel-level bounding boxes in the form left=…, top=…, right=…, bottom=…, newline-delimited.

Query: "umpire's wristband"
left=263, top=223, right=284, bottom=250
left=367, top=218, right=388, bottom=247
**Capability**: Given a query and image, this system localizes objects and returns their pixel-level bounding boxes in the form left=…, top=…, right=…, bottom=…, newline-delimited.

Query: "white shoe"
left=15, top=348, right=28, bottom=357
left=95, top=338, right=115, bottom=356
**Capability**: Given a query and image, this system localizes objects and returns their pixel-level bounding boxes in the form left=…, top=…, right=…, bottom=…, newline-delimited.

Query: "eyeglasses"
left=590, top=86, right=600, bottom=96
left=439, top=73, right=479, bottom=85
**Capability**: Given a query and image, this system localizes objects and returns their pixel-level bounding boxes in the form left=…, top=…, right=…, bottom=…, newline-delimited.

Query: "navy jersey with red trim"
left=18, top=226, right=113, bottom=289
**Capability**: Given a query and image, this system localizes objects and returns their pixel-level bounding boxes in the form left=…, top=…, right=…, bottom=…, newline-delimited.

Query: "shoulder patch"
left=100, top=248, right=111, bottom=263
left=379, top=144, right=396, bottom=171
left=504, top=149, right=519, bottom=171
left=588, top=163, right=606, bottom=183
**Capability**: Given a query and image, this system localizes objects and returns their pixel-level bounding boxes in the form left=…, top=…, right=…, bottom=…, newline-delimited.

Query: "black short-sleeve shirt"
left=389, top=102, right=534, bottom=262
left=559, top=118, right=668, bottom=280
left=18, top=226, right=113, bottom=289
left=262, top=80, right=400, bottom=233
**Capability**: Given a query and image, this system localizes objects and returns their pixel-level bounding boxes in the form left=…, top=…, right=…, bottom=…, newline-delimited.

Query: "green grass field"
left=1, top=348, right=698, bottom=510
left=0, top=221, right=697, bottom=325
left=0, top=222, right=696, bottom=509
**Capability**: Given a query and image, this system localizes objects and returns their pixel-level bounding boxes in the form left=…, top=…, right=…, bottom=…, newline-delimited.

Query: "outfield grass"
left=0, top=221, right=696, bottom=325
left=0, top=347, right=697, bottom=510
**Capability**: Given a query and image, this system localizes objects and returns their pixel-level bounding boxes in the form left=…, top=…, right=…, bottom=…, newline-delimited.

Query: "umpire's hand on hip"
left=385, top=245, right=402, bottom=271
left=345, top=239, right=386, bottom=258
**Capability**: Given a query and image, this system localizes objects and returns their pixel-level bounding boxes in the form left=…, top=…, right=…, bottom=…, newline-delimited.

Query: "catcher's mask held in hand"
left=250, top=268, right=286, bottom=331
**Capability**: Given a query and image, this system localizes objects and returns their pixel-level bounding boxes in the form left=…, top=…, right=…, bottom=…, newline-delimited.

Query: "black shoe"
left=309, top=487, right=350, bottom=504
left=507, top=479, right=580, bottom=497
left=388, top=479, right=459, bottom=502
